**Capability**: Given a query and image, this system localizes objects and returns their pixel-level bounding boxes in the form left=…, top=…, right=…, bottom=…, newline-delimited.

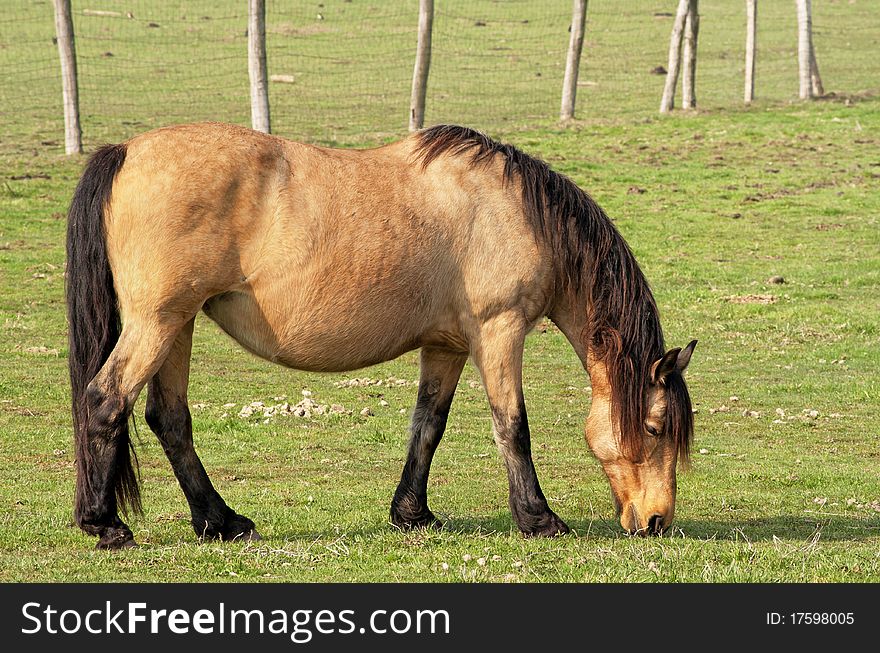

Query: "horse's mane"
left=414, top=124, right=692, bottom=463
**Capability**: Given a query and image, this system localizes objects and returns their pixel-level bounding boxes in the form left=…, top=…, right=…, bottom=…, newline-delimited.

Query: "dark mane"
left=414, top=124, right=692, bottom=463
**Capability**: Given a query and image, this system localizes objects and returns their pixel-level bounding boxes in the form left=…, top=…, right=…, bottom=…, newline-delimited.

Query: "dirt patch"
left=743, top=189, right=795, bottom=203
left=727, top=294, right=777, bottom=305
left=24, top=346, right=60, bottom=356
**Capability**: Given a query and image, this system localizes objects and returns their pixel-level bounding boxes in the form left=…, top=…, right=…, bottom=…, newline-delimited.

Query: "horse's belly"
left=202, top=283, right=451, bottom=372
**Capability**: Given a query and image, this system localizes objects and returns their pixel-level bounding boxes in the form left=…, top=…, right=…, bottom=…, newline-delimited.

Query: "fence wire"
left=1, top=0, right=878, bottom=157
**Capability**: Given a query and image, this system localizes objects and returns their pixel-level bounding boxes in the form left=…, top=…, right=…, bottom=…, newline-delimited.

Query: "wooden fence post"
left=796, top=0, right=813, bottom=99
left=681, top=0, right=699, bottom=109
left=53, top=0, right=82, bottom=154
left=809, top=28, right=824, bottom=96
left=660, top=0, right=690, bottom=113
left=409, top=0, right=434, bottom=132
left=248, top=0, right=271, bottom=133
left=560, top=0, right=588, bottom=122
left=744, top=0, right=757, bottom=103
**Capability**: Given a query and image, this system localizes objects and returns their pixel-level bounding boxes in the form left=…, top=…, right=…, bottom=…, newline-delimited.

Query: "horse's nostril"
left=647, top=514, right=663, bottom=534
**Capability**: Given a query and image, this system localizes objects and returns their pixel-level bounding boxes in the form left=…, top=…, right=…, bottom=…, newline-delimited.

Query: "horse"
left=65, top=122, right=696, bottom=549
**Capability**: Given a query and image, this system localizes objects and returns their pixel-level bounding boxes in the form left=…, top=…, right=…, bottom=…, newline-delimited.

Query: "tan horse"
left=66, top=122, right=696, bottom=549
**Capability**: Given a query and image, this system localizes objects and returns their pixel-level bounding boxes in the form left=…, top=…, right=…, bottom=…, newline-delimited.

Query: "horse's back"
left=104, top=122, right=552, bottom=371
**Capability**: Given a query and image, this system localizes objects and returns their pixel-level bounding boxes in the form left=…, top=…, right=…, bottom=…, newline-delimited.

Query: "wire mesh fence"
left=1, top=0, right=878, bottom=157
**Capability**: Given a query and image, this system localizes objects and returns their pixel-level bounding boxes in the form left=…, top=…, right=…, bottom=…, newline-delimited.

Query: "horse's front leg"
left=473, top=316, right=570, bottom=537
left=391, top=347, right=466, bottom=530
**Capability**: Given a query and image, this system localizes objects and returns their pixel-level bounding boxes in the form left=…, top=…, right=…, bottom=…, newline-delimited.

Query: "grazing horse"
left=66, top=122, right=696, bottom=549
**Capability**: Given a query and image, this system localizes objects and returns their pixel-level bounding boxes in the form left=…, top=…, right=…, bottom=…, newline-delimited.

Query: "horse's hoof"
left=391, top=509, right=443, bottom=531
left=238, top=528, right=263, bottom=542
left=96, top=528, right=137, bottom=550
left=218, top=513, right=260, bottom=542
left=520, top=511, right=570, bottom=538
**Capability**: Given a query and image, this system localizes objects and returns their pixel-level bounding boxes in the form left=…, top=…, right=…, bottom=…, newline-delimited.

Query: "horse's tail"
left=66, top=143, right=142, bottom=522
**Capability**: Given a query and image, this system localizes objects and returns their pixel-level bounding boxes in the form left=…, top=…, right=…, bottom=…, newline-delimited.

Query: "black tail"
left=66, top=143, right=142, bottom=522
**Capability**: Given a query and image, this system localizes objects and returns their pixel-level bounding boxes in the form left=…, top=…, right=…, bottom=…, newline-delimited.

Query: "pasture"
left=0, top=1, right=878, bottom=582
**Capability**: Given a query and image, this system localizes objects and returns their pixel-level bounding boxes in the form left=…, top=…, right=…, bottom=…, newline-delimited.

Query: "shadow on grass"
left=422, top=513, right=879, bottom=543
left=672, top=515, right=880, bottom=542
left=150, top=510, right=877, bottom=545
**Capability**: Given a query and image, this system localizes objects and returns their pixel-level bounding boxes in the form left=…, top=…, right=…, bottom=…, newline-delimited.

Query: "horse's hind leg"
left=76, top=317, right=184, bottom=549
left=144, top=318, right=260, bottom=542
left=391, top=347, right=466, bottom=530
left=472, top=315, right=570, bottom=537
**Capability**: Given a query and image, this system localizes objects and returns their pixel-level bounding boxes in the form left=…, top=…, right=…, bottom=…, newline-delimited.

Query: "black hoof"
left=196, top=511, right=260, bottom=542
left=231, top=527, right=263, bottom=542
left=519, top=511, right=570, bottom=538
left=390, top=507, right=443, bottom=531
left=218, top=513, right=259, bottom=542
left=391, top=489, right=443, bottom=531
left=96, top=527, right=137, bottom=550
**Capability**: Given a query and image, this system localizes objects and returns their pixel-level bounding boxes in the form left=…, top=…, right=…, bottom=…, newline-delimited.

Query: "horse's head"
left=586, top=340, right=696, bottom=535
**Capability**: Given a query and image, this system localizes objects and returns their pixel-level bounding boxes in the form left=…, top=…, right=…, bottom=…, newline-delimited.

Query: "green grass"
left=0, top=2, right=878, bottom=582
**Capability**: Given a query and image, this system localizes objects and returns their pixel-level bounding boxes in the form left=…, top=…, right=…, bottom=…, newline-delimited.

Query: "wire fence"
left=1, top=0, right=878, bottom=157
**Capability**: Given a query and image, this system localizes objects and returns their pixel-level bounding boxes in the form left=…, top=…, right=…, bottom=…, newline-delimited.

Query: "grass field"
left=0, top=2, right=878, bottom=582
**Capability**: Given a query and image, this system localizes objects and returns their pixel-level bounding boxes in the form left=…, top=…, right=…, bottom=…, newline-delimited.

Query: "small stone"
left=441, top=562, right=449, bottom=571
left=699, top=448, right=710, bottom=455
left=360, top=408, right=373, bottom=417
left=768, top=275, right=785, bottom=284
left=379, top=400, right=389, bottom=407
left=301, top=389, right=312, bottom=397
left=462, top=554, right=472, bottom=562
left=477, top=557, right=487, bottom=566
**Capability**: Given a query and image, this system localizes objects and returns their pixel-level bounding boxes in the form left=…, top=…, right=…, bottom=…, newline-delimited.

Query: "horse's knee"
left=85, top=381, right=128, bottom=436
left=492, top=409, right=530, bottom=456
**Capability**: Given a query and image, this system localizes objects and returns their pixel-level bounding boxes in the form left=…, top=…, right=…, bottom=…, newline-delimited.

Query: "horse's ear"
left=651, top=347, right=681, bottom=384
left=676, top=339, right=697, bottom=373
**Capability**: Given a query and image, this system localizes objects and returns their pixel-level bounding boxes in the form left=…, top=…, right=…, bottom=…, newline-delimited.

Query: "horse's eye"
left=646, top=424, right=659, bottom=437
